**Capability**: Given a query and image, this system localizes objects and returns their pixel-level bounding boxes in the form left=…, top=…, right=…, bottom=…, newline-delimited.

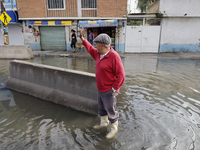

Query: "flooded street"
left=0, top=54, right=200, bottom=149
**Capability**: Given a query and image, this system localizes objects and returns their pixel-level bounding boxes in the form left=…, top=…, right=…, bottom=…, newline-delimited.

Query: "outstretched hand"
left=79, top=28, right=84, bottom=41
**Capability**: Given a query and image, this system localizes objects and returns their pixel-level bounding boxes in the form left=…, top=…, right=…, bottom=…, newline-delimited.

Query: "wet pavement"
left=0, top=52, right=200, bottom=149
left=32, top=50, right=200, bottom=60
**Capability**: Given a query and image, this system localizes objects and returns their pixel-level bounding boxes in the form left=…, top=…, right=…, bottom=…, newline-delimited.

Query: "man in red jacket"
left=79, top=28, right=125, bottom=139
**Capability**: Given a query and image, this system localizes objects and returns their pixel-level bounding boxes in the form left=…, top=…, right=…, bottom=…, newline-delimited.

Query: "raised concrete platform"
left=0, top=45, right=33, bottom=59
left=6, top=60, right=98, bottom=115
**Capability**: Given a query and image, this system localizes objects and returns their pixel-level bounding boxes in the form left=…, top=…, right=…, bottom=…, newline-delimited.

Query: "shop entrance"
left=40, top=26, right=66, bottom=51
left=87, top=27, right=116, bottom=49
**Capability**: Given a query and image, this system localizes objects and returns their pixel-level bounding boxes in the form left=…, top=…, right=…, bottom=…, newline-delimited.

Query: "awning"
left=28, top=21, right=72, bottom=26
left=79, top=20, right=117, bottom=28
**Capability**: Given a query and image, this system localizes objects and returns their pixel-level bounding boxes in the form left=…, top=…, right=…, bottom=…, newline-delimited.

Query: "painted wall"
left=160, top=0, right=200, bottom=17
left=65, top=26, right=71, bottom=51
left=0, top=24, right=24, bottom=45
left=159, top=18, right=200, bottom=53
left=115, top=21, right=126, bottom=53
left=24, top=26, right=40, bottom=50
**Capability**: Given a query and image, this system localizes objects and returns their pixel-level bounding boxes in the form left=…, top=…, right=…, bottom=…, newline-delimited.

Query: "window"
left=48, top=0, right=64, bottom=9
left=81, top=0, right=97, bottom=8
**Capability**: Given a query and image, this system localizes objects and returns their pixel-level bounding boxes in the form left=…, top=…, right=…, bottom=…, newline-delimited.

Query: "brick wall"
left=82, top=10, right=97, bottom=17
left=17, top=0, right=46, bottom=18
left=97, top=0, right=127, bottom=17
left=17, top=0, right=77, bottom=18
left=17, top=0, right=127, bottom=18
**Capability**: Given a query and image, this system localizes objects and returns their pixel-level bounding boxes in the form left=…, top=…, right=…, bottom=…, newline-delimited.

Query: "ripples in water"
left=0, top=56, right=200, bottom=149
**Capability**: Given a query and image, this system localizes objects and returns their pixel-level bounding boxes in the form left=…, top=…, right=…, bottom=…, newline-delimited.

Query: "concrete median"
left=0, top=45, right=33, bottom=59
left=6, top=60, right=98, bottom=115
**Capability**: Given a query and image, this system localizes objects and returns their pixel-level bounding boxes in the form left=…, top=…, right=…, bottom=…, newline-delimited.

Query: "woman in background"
left=71, top=29, right=77, bottom=53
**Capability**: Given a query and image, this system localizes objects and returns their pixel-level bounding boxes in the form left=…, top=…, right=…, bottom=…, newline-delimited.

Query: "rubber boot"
left=106, top=120, right=118, bottom=139
left=93, top=116, right=109, bottom=129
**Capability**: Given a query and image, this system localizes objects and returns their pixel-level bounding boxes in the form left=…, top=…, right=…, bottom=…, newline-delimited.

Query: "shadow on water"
left=0, top=60, right=16, bottom=107
left=27, top=57, right=96, bottom=73
left=0, top=56, right=200, bottom=149
left=0, top=87, right=16, bottom=107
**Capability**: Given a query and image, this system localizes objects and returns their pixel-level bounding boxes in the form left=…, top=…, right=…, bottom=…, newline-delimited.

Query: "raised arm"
left=79, top=28, right=85, bottom=42
left=79, top=28, right=98, bottom=60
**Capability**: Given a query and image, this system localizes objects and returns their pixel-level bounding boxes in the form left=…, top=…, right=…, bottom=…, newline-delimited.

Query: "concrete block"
left=6, top=60, right=98, bottom=115
left=0, top=45, right=33, bottom=59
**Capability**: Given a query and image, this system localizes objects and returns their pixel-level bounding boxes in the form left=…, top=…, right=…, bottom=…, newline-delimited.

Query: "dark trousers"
left=98, top=90, right=119, bottom=123
left=89, top=40, right=93, bottom=45
left=71, top=41, right=76, bottom=48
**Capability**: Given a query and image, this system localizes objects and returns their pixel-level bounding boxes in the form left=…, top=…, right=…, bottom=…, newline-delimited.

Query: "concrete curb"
left=0, top=45, right=33, bottom=60
left=6, top=60, right=98, bottom=115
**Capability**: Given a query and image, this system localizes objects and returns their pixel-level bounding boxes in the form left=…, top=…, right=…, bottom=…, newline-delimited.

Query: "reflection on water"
left=0, top=55, right=200, bottom=149
left=28, top=57, right=96, bottom=73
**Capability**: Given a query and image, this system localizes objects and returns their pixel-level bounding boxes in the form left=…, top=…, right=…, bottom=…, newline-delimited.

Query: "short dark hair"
left=71, top=29, right=75, bottom=32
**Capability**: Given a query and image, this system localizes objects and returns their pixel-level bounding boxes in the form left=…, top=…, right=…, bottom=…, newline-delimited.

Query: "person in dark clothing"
left=71, top=29, right=77, bottom=53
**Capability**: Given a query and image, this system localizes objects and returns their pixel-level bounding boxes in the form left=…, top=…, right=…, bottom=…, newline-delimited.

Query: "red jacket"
left=82, top=39, right=125, bottom=93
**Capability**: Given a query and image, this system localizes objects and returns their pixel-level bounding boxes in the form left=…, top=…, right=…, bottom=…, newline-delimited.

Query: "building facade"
left=17, top=0, right=127, bottom=52
left=126, top=0, right=200, bottom=53
left=159, top=0, right=200, bottom=53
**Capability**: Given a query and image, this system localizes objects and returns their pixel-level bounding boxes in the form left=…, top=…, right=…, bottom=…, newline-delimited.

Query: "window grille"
left=81, top=0, right=97, bottom=8
left=48, top=0, right=64, bottom=9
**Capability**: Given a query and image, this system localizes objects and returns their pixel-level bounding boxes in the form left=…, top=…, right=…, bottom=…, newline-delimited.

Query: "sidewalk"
left=158, top=52, right=200, bottom=60
left=32, top=50, right=200, bottom=60
left=32, top=50, right=126, bottom=58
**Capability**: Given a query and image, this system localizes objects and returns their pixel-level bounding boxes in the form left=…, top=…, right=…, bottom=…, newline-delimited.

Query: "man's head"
left=93, top=34, right=111, bottom=54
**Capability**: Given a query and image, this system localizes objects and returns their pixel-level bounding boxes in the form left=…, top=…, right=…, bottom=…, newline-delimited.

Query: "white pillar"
left=77, top=0, right=82, bottom=17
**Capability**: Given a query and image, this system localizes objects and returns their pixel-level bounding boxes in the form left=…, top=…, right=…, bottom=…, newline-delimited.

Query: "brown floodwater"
left=0, top=54, right=200, bottom=150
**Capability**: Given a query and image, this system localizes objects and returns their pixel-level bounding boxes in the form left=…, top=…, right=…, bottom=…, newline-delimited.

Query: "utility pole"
left=1, top=0, right=9, bottom=45
left=1, top=0, right=5, bottom=14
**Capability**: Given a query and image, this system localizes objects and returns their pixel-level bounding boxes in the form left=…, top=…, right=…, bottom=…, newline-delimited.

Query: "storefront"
left=26, top=20, right=72, bottom=50
left=79, top=20, right=117, bottom=49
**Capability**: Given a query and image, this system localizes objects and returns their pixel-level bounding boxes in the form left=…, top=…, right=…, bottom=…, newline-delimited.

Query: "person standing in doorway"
left=79, top=28, right=125, bottom=139
left=88, top=29, right=94, bottom=45
left=71, top=29, right=77, bottom=53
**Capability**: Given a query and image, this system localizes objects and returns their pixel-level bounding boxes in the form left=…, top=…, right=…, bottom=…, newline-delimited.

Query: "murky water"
left=0, top=54, right=200, bottom=150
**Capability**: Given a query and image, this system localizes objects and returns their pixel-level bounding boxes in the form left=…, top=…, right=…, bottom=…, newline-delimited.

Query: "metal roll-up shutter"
left=40, top=26, right=66, bottom=51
